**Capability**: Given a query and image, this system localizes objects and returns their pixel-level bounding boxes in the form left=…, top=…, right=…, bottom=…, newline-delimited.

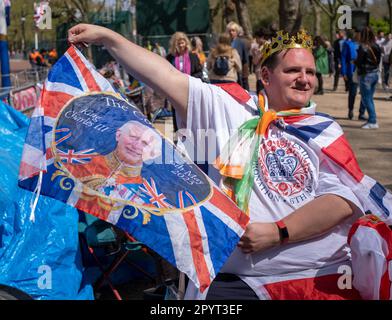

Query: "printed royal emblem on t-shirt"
left=258, top=137, right=312, bottom=197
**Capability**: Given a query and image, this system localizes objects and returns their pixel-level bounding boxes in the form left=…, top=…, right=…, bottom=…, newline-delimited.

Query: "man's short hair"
left=117, top=121, right=162, bottom=160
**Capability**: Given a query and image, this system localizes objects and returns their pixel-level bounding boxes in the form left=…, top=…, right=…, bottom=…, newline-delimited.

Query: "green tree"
left=312, top=0, right=343, bottom=43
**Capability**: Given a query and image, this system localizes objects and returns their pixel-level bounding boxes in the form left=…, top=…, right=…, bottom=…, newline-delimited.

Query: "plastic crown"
left=260, top=29, right=313, bottom=66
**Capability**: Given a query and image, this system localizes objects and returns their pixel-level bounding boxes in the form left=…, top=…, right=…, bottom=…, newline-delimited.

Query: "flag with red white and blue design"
left=18, top=46, right=249, bottom=293
left=279, top=113, right=392, bottom=225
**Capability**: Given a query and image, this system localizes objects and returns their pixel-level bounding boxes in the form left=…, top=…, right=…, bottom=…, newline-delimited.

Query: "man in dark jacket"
left=341, top=29, right=366, bottom=120
left=333, top=30, right=348, bottom=91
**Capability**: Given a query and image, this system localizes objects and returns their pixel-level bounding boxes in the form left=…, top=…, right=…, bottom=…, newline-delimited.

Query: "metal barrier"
left=0, top=68, right=47, bottom=113
left=9, top=67, right=49, bottom=88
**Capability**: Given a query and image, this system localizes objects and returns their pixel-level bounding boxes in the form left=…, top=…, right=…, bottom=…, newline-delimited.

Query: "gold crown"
left=260, top=30, right=313, bottom=66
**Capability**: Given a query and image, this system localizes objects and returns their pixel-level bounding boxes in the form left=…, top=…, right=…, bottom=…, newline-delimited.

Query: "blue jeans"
left=359, top=72, right=378, bottom=124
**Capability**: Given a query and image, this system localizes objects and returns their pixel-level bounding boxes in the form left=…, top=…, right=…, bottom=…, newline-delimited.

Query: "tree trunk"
left=233, top=0, right=253, bottom=37
left=279, top=0, right=302, bottom=33
left=329, top=15, right=336, bottom=44
left=224, top=0, right=237, bottom=26
left=209, top=0, right=225, bottom=34
left=310, top=0, right=321, bottom=36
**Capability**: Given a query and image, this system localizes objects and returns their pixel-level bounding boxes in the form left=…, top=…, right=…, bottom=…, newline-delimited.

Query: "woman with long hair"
left=167, top=32, right=203, bottom=79
left=191, top=36, right=206, bottom=66
left=226, top=21, right=250, bottom=90
left=207, top=33, right=242, bottom=84
left=166, top=32, right=203, bottom=131
left=356, top=26, right=382, bottom=129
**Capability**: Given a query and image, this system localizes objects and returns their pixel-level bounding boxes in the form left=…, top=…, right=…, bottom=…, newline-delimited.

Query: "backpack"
left=213, top=55, right=230, bottom=76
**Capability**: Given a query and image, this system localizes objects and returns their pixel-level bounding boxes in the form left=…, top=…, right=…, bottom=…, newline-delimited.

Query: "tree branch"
left=313, top=0, right=332, bottom=17
left=96, top=0, right=107, bottom=13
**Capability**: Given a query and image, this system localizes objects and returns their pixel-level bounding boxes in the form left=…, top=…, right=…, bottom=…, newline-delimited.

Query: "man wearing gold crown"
left=68, top=25, right=392, bottom=300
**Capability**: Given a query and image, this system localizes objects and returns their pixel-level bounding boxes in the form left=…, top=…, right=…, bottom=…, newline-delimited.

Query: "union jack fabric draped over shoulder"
left=280, top=113, right=392, bottom=225
left=18, top=46, right=249, bottom=293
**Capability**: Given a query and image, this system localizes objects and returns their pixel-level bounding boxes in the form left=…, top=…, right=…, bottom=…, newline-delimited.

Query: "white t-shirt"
left=182, top=76, right=364, bottom=299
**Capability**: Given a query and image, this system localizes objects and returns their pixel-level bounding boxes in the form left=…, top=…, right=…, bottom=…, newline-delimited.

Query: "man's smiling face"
left=116, top=124, right=154, bottom=166
left=261, top=48, right=316, bottom=111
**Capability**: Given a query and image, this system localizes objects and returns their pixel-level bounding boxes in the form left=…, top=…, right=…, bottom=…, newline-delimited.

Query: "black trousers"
left=206, top=273, right=259, bottom=300
left=316, top=72, right=323, bottom=92
left=333, top=64, right=340, bottom=89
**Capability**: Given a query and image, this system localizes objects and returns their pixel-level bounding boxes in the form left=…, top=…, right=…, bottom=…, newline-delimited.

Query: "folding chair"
left=78, top=212, right=161, bottom=300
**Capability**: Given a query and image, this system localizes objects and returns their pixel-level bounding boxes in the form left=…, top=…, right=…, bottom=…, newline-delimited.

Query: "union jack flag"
left=139, top=178, right=174, bottom=209
left=57, top=148, right=97, bottom=164
left=18, top=46, right=249, bottom=293
left=280, top=113, right=392, bottom=225
left=54, top=128, right=72, bottom=146
left=18, top=45, right=116, bottom=180
left=177, top=190, right=197, bottom=208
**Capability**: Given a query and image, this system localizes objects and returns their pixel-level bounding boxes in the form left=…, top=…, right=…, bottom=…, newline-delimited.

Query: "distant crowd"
left=37, top=23, right=390, bottom=129
left=28, top=48, right=58, bottom=68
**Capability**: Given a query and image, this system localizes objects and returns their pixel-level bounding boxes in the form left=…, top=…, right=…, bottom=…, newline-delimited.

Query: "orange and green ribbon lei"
left=214, top=92, right=307, bottom=213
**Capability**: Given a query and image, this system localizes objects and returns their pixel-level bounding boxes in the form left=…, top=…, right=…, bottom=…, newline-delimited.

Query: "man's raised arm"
left=68, top=24, right=189, bottom=120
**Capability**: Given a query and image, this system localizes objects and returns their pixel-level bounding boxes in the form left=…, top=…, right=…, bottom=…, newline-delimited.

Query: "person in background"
left=381, top=33, right=392, bottom=89
left=207, top=33, right=242, bottom=84
left=28, top=48, right=45, bottom=69
left=103, top=69, right=125, bottom=94
left=332, top=30, right=347, bottom=91
left=145, top=40, right=153, bottom=51
left=191, top=36, right=206, bottom=66
left=376, top=30, right=385, bottom=46
left=166, top=32, right=203, bottom=79
left=249, top=37, right=258, bottom=74
left=191, top=36, right=208, bottom=82
left=390, top=49, right=392, bottom=99
left=356, top=26, right=382, bottom=129
left=39, top=49, right=49, bottom=66
left=29, top=48, right=38, bottom=69
left=252, top=27, right=269, bottom=95
left=241, top=32, right=252, bottom=90
left=324, top=40, right=334, bottom=77
left=227, top=21, right=250, bottom=91
left=166, top=32, right=203, bottom=131
left=48, top=48, right=58, bottom=65
left=313, top=36, right=329, bottom=95
left=376, top=30, right=385, bottom=85
left=341, top=29, right=366, bottom=120
left=153, top=42, right=167, bottom=58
